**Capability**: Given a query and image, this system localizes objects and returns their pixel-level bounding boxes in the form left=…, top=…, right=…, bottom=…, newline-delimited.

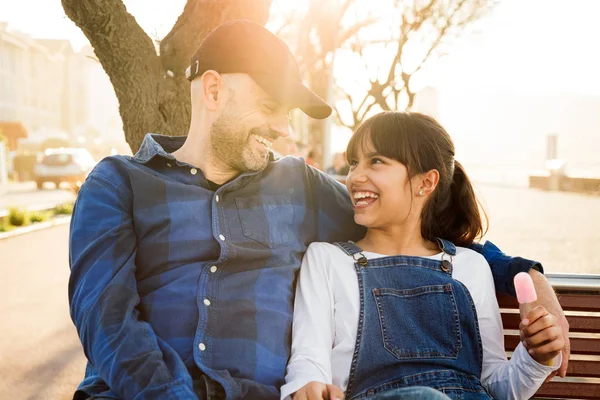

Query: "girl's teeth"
left=354, top=192, right=379, bottom=199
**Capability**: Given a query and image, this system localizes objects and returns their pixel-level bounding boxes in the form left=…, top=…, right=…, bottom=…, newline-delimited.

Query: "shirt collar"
left=132, top=133, right=185, bottom=164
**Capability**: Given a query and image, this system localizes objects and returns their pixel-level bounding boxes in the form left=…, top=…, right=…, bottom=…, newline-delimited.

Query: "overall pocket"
left=373, top=284, right=462, bottom=359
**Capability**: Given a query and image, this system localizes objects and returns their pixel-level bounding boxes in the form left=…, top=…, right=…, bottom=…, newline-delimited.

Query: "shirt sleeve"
left=470, top=240, right=544, bottom=296
left=305, top=164, right=366, bottom=243
left=69, top=163, right=197, bottom=399
left=281, top=244, right=335, bottom=400
left=472, top=255, right=559, bottom=400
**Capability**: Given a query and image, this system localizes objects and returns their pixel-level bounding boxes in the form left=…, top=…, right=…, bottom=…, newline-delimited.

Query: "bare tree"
left=334, top=0, right=498, bottom=130
left=270, top=0, right=377, bottom=163
left=62, top=0, right=272, bottom=152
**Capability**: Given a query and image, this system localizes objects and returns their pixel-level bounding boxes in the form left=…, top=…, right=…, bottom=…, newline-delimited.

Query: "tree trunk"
left=62, top=0, right=272, bottom=152
left=306, top=67, right=331, bottom=168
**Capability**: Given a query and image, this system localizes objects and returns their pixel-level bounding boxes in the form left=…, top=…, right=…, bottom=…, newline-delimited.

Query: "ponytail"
left=421, top=160, right=487, bottom=247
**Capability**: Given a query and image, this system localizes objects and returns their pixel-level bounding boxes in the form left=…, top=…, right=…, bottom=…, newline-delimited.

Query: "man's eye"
left=263, top=104, right=276, bottom=113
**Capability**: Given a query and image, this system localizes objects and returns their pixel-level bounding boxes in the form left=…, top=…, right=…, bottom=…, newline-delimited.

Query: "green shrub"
left=29, top=211, right=49, bottom=223
left=8, top=208, right=28, bottom=227
left=54, top=203, right=74, bottom=215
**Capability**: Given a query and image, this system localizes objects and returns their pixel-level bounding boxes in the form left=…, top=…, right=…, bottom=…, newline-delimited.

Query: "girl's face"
left=346, top=140, right=422, bottom=230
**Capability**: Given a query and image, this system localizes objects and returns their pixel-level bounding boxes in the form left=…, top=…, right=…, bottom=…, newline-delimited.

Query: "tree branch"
left=355, top=90, right=371, bottom=119
left=62, top=0, right=163, bottom=84
left=333, top=103, right=356, bottom=130
left=358, top=97, right=378, bottom=121
left=63, top=0, right=274, bottom=152
left=160, top=0, right=272, bottom=79
left=62, top=0, right=167, bottom=149
left=412, top=0, right=469, bottom=74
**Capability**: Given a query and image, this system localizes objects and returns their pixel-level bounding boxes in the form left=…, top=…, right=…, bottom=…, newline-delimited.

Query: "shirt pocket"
left=234, top=194, right=296, bottom=248
left=373, top=284, right=462, bottom=360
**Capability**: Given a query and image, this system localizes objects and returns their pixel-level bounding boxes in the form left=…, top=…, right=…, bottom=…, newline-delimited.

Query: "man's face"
left=210, top=75, right=290, bottom=173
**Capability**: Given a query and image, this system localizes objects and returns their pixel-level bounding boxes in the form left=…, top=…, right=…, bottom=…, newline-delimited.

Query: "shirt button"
left=210, top=266, right=217, bottom=273
left=190, top=168, right=198, bottom=175
left=219, top=234, right=225, bottom=241
left=199, top=343, right=206, bottom=351
left=215, top=195, right=220, bottom=202
left=204, top=299, right=211, bottom=306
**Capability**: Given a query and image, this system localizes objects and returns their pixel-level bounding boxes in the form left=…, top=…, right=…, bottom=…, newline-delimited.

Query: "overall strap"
left=333, top=242, right=369, bottom=266
left=333, top=241, right=364, bottom=256
left=435, top=238, right=457, bottom=256
left=435, top=238, right=457, bottom=274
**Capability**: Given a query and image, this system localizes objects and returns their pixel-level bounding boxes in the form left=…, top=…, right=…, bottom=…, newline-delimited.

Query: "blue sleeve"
left=69, top=162, right=197, bottom=399
left=306, top=165, right=366, bottom=243
left=470, top=240, right=544, bottom=297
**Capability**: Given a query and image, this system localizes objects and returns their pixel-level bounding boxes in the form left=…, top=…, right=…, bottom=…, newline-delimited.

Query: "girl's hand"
left=520, top=306, right=565, bottom=365
left=292, top=381, right=344, bottom=400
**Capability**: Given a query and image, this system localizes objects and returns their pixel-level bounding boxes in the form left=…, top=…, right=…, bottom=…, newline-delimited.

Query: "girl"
left=281, top=112, right=564, bottom=400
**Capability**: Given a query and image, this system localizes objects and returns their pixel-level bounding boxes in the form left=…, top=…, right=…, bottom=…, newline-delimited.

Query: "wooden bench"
left=498, top=274, right=600, bottom=399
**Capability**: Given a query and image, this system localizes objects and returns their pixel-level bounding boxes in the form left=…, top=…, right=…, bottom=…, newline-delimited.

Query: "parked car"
left=34, top=148, right=96, bottom=192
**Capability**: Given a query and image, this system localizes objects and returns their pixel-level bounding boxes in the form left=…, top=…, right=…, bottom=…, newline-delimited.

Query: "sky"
left=0, top=0, right=185, bottom=51
left=2, top=0, right=599, bottom=95
left=1, top=0, right=599, bottom=174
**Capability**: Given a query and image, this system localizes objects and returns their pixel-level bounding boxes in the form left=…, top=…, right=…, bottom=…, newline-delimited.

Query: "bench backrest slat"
left=498, top=285, right=600, bottom=399
left=536, top=381, right=600, bottom=399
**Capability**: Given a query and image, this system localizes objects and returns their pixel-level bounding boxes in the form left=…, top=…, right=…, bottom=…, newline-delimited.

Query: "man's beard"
left=210, top=114, right=276, bottom=173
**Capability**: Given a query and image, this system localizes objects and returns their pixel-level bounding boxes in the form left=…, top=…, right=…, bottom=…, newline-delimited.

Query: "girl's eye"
left=348, top=159, right=358, bottom=167
left=371, top=158, right=383, bottom=164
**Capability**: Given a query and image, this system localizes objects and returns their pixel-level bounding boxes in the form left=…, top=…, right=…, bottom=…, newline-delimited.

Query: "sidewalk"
left=0, top=223, right=85, bottom=399
left=0, top=182, right=76, bottom=217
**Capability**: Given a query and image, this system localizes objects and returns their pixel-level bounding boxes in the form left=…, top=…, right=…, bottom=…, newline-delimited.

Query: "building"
left=79, top=45, right=123, bottom=141
left=37, top=39, right=91, bottom=134
left=0, top=121, right=27, bottom=151
left=0, top=22, right=94, bottom=138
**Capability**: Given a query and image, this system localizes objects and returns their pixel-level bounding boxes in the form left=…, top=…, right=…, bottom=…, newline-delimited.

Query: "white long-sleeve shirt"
left=281, top=242, right=560, bottom=400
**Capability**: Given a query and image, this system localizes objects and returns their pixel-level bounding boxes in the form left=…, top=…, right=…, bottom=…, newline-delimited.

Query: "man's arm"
left=471, top=240, right=570, bottom=378
left=305, top=165, right=365, bottom=243
left=529, top=269, right=571, bottom=379
left=69, top=165, right=197, bottom=399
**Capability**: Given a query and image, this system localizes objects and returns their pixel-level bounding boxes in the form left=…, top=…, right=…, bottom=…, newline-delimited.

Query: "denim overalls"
left=334, top=239, right=493, bottom=400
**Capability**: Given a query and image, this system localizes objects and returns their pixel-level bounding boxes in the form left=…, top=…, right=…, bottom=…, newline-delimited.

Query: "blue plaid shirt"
left=69, top=134, right=542, bottom=400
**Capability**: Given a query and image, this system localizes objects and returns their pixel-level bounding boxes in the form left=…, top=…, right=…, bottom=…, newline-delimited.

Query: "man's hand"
left=529, top=269, right=570, bottom=379
left=293, top=381, right=344, bottom=400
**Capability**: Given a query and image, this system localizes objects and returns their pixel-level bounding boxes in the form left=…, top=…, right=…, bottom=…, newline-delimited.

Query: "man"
left=69, top=20, right=569, bottom=400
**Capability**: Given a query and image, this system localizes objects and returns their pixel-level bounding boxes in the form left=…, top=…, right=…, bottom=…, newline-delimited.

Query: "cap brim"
left=250, top=73, right=332, bottom=119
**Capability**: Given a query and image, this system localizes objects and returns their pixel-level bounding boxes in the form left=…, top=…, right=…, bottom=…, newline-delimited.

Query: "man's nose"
left=270, top=113, right=290, bottom=138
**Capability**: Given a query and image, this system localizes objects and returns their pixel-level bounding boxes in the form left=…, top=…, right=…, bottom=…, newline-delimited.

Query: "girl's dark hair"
left=346, top=111, right=487, bottom=247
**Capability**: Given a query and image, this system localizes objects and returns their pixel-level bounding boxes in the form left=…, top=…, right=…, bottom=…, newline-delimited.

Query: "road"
left=0, top=223, right=86, bottom=400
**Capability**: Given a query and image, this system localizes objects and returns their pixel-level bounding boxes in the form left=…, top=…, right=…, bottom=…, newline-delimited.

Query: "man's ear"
left=200, top=70, right=222, bottom=111
left=418, top=169, right=440, bottom=197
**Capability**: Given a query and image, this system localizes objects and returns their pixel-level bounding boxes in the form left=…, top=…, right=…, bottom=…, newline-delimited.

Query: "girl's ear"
left=417, top=169, right=440, bottom=197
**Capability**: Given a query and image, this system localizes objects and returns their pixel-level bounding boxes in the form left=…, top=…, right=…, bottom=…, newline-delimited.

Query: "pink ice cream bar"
left=514, top=272, right=537, bottom=304
left=514, top=272, right=554, bottom=366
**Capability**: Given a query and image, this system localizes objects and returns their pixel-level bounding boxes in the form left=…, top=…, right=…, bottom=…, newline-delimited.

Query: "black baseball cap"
left=186, top=20, right=332, bottom=119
